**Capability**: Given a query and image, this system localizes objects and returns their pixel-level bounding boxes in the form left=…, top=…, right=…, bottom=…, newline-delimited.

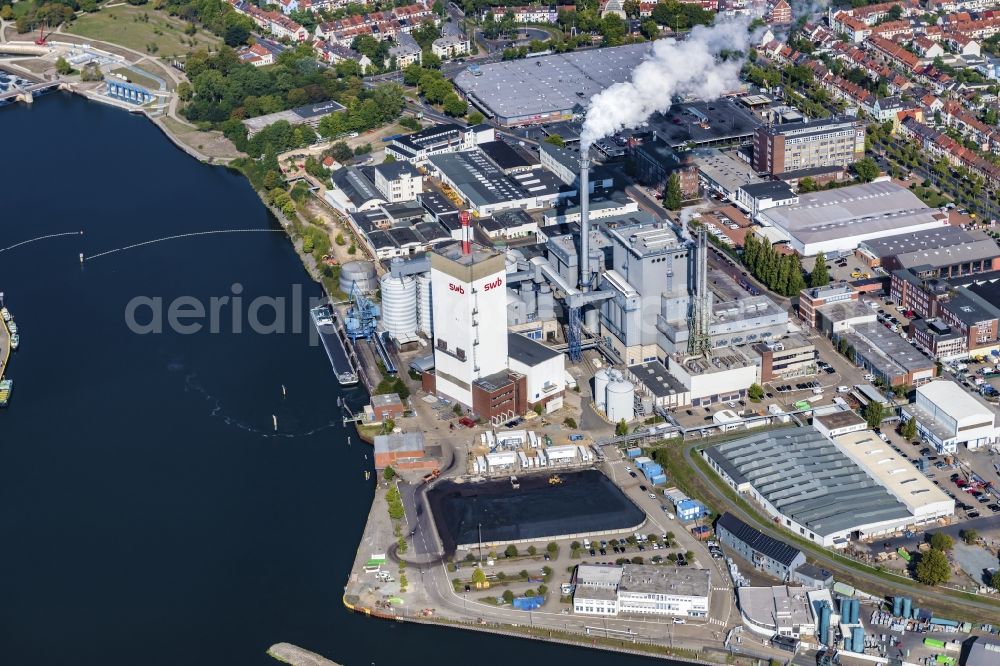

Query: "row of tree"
left=740, top=232, right=807, bottom=297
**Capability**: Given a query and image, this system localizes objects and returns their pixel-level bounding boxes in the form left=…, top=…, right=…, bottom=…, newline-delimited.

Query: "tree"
left=55, top=57, right=73, bottom=76
left=902, top=417, right=917, bottom=441
left=504, top=544, right=518, bottom=558
left=992, top=570, right=1000, bottom=590
left=223, top=14, right=253, bottom=47
left=527, top=545, right=537, bottom=556
left=914, top=548, right=951, bottom=586
left=664, top=173, right=682, bottom=210
left=383, top=466, right=396, bottom=481
left=471, top=567, right=487, bottom=586
left=467, top=111, right=484, bottom=125
left=748, top=383, right=764, bottom=401
left=929, top=532, right=953, bottom=552
left=863, top=401, right=885, bottom=429
left=853, top=157, right=880, bottom=183
left=502, top=589, right=515, bottom=603
left=623, top=0, right=641, bottom=18
left=961, top=529, right=978, bottom=545
left=546, top=542, right=558, bottom=554
left=798, top=177, right=818, bottom=193
left=640, top=19, right=659, bottom=40
left=810, top=251, right=830, bottom=288
left=615, top=419, right=629, bottom=436
left=563, top=417, right=577, bottom=429
left=544, top=134, right=565, bottom=147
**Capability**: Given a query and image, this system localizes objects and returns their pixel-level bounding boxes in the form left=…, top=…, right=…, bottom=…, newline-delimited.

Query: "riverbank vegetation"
left=178, top=44, right=406, bottom=160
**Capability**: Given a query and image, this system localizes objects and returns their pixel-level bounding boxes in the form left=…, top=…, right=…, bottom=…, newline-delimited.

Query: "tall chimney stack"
left=579, top=147, right=590, bottom=292
left=459, top=210, right=471, bottom=255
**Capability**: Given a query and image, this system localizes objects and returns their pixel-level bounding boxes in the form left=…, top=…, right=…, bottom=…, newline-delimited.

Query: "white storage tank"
left=606, top=380, right=635, bottom=423
left=416, top=272, right=433, bottom=337
left=339, top=260, right=378, bottom=293
left=380, top=273, right=417, bottom=341
left=593, top=368, right=610, bottom=414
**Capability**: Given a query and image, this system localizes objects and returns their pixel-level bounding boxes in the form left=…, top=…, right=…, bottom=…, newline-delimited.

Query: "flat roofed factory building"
left=756, top=180, right=947, bottom=257
left=834, top=430, right=954, bottom=522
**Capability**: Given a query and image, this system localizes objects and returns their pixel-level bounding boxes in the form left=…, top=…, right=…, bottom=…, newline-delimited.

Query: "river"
left=0, top=93, right=678, bottom=665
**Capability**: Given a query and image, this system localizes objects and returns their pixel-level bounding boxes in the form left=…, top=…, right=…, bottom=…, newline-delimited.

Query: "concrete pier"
left=267, top=643, right=342, bottom=666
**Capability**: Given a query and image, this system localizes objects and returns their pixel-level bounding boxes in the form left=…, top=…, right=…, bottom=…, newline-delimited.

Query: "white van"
left=837, top=386, right=850, bottom=393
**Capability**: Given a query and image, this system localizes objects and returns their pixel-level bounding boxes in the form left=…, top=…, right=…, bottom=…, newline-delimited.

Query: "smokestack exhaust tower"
left=687, top=226, right=711, bottom=356
left=459, top=210, right=471, bottom=255
left=579, top=147, right=590, bottom=291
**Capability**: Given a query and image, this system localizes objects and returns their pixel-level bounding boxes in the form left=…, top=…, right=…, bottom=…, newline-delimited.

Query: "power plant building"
left=430, top=240, right=509, bottom=407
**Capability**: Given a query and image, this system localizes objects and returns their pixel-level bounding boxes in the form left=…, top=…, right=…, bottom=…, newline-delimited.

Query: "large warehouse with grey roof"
left=453, top=44, right=651, bottom=126
left=702, top=425, right=934, bottom=547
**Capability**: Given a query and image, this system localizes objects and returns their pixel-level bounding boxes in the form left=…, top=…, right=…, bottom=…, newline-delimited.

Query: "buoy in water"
left=365, top=470, right=370, bottom=481
left=272, top=414, right=278, bottom=431
left=281, top=384, right=287, bottom=397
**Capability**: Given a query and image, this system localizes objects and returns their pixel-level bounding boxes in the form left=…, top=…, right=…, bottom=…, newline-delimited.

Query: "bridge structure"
left=0, top=67, right=63, bottom=105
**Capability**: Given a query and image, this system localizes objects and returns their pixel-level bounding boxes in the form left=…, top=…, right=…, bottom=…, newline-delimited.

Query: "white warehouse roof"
left=757, top=180, right=946, bottom=255
left=834, top=431, right=954, bottom=519
left=917, top=380, right=997, bottom=426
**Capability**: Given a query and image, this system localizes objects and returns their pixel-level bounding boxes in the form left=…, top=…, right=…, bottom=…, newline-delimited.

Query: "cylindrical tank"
left=819, top=603, right=831, bottom=646
left=901, top=597, right=912, bottom=619
left=851, top=626, right=864, bottom=653
left=520, top=284, right=537, bottom=316
left=593, top=368, right=610, bottom=414
left=584, top=307, right=599, bottom=333
left=380, top=274, right=417, bottom=341
left=606, top=380, right=635, bottom=423
left=893, top=596, right=902, bottom=618
left=339, top=260, right=377, bottom=293
left=416, top=272, right=433, bottom=337
left=537, top=284, right=555, bottom=319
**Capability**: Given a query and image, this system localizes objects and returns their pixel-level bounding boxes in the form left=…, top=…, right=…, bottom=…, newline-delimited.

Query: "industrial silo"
left=339, top=260, right=377, bottom=294
left=519, top=284, right=537, bottom=316
left=379, top=274, right=417, bottom=341
left=606, top=379, right=635, bottom=424
left=537, top=284, right=555, bottom=319
left=819, top=603, right=831, bottom=646
left=416, top=272, right=433, bottom=337
left=593, top=368, right=610, bottom=414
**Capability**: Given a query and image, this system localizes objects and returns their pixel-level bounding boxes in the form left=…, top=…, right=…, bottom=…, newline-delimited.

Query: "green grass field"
left=65, top=5, right=220, bottom=58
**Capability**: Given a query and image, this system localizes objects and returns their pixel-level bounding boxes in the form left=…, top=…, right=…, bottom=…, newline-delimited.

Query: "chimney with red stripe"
left=460, top=210, right=471, bottom=255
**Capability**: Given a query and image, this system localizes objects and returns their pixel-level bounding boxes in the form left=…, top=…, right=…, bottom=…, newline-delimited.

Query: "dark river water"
left=0, top=92, right=679, bottom=665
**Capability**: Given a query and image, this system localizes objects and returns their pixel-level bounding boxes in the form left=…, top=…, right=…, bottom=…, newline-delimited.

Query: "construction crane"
left=34, top=25, right=48, bottom=46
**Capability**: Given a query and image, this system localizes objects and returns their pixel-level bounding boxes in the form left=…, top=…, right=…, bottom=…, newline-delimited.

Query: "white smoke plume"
left=580, top=18, right=752, bottom=151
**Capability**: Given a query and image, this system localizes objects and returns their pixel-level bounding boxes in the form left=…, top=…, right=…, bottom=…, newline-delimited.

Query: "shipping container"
left=626, top=447, right=642, bottom=458
left=923, top=638, right=945, bottom=649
